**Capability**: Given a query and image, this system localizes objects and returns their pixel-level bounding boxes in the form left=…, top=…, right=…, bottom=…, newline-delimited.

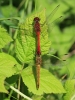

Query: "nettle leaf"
left=0, top=26, right=12, bottom=49
left=15, top=33, right=35, bottom=63
left=15, top=9, right=51, bottom=63
left=0, top=53, right=21, bottom=93
left=63, top=79, right=75, bottom=100
left=21, top=66, right=66, bottom=95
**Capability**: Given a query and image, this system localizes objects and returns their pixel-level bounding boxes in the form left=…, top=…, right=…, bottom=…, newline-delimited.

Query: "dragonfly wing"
left=41, top=5, right=62, bottom=38
left=43, top=5, right=60, bottom=25
left=48, top=16, right=63, bottom=32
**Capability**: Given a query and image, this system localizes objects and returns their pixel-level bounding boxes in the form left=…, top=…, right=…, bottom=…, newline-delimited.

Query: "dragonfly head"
left=34, top=17, right=40, bottom=22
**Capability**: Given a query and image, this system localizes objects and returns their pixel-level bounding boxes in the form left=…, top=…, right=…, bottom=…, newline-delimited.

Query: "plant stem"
left=5, top=81, right=33, bottom=100
left=17, top=75, right=21, bottom=99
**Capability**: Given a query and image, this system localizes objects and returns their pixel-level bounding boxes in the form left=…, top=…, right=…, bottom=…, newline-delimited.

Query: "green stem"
left=5, top=81, right=33, bottom=100
left=8, top=89, right=13, bottom=99
left=17, top=75, right=21, bottom=100
left=0, top=17, right=20, bottom=21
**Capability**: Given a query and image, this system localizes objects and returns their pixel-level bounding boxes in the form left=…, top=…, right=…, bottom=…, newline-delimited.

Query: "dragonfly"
left=34, top=17, right=41, bottom=89
left=32, top=5, right=62, bottom=89
left=1, top=5, right=63, bottom=89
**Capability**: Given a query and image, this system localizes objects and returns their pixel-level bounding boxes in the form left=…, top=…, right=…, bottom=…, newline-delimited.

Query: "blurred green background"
left=0, top=0, right=75, bottom=100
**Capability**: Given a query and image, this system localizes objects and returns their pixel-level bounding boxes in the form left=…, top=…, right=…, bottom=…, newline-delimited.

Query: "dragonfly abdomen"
left=36, top=55, right=42, bottom=89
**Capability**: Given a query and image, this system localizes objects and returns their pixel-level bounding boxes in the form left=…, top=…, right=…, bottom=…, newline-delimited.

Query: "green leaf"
left=15, top=10, right=51, bottom=63
left=15, top=34, right=35, bottom=63
left=49, top=26, right=75, bottom=56
left=0, top=75, right=7, bottom=93
left=0, top=26, right=12, bottom=49
left=1, top=5, right=18, bottom=17
left=4, top=99, right=10, bottom=100
left=32, top=95, right=45, bottom=100
left=59, top=56, right=75, bottom=78
left=21, top=66, right=66, bottom=95
left=67, top=56, right=75, bottom=79
left=63, top=79, right=75, bottom=100
left=0, top=53, right=21, bottom=93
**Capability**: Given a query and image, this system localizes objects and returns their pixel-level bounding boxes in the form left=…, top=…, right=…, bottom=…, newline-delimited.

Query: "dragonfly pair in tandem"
left=9, top=5, right=61, bottom=89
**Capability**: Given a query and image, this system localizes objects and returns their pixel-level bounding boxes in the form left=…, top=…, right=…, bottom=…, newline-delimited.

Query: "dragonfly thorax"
left=34, top=17, right=41, bottom=32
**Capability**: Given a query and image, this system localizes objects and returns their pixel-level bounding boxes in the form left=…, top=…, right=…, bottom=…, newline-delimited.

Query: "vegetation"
left=0, top=0, right=75, bottom=100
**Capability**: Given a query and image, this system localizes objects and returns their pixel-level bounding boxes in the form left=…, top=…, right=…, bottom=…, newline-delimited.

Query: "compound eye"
left=34, top=17, right=40, bottom=21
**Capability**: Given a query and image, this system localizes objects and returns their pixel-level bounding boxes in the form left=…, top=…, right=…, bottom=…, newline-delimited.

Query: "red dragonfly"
left=18, top=5, right=61, bottom=89
left=33, top=5, right=61, bottom=89
left=34, top=17, right=41, bottom=89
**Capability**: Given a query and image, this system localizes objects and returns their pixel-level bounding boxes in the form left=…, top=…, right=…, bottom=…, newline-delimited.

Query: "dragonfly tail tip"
left=36, top=84, right=39, bottom=90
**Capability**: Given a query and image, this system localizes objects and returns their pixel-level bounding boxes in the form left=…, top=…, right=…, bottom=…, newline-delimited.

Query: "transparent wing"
left=7, top=5, right=60, bottom=37
left=43, top=5, right=60, bottom=25
left=48, top=16, right=63, bottom=32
